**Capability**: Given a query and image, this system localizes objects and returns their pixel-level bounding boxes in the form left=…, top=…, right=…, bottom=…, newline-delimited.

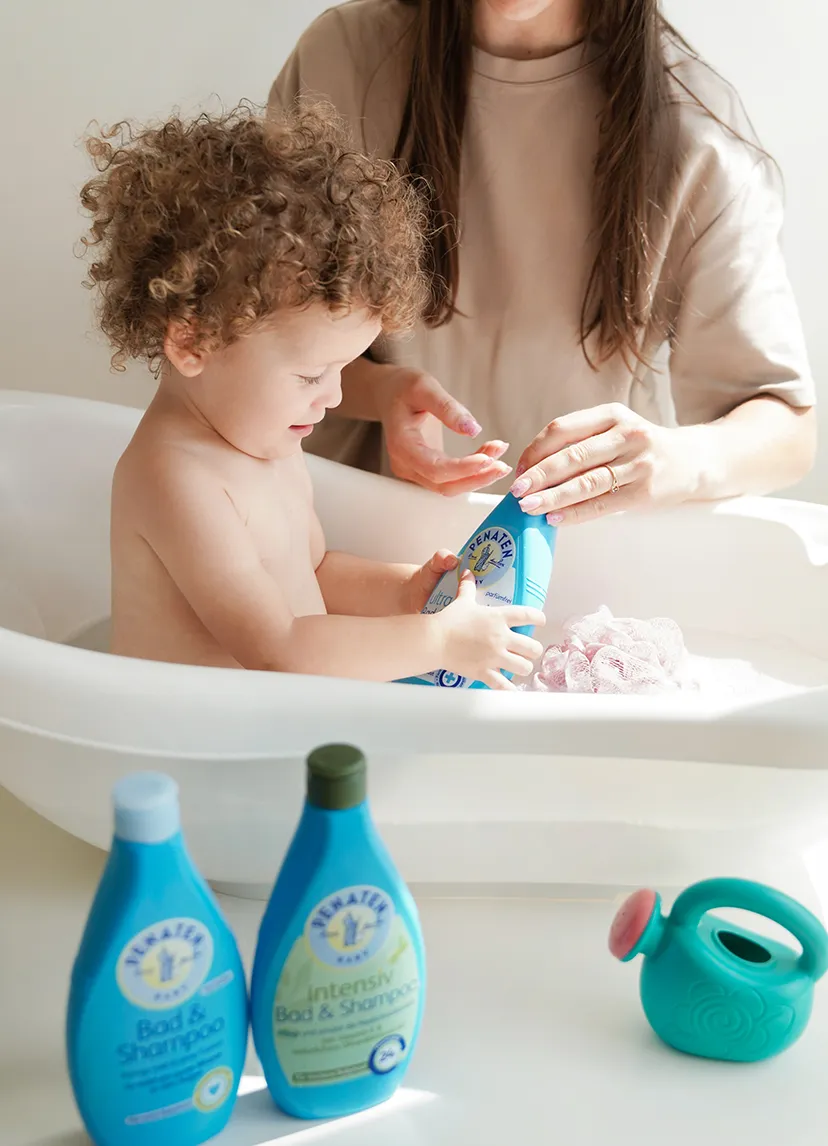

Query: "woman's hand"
left=511, top=404, right=703, bottom=525
left=375, top=367, right=512, bottom=496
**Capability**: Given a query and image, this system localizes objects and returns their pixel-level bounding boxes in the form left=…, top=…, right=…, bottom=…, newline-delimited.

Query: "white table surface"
left=0, top=783, right=825, bottom=1146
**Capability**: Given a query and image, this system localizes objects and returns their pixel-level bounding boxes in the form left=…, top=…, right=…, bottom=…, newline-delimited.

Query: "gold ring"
left=605, top=464, right=620, bottom=494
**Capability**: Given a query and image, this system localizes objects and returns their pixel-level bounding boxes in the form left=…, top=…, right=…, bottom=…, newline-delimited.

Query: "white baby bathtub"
left=1, top=390, right=828, bottom=905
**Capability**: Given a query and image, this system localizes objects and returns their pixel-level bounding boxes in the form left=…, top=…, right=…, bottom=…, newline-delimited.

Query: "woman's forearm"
left=677, top=397, right=817, bottom=501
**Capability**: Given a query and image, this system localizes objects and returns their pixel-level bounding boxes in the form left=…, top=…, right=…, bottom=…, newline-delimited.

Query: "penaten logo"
left=306, top=886, right=395, bottom=968
left=116, top=918, right=214, bottom=1010
left=465, top=527, right=516, bottom=588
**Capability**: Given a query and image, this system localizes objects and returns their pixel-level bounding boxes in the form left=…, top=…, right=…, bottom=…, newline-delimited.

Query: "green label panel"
left=272, top=914, right=420, bottom=1088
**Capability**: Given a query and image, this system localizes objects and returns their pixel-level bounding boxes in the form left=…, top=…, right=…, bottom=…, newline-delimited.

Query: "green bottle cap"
left=307, top=744, right=367, bottom=811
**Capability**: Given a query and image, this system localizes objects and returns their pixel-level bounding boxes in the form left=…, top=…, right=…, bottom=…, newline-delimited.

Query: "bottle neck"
left=301, top=799, right=373, bottom=844
left=110, top=830, right=189, bottom=878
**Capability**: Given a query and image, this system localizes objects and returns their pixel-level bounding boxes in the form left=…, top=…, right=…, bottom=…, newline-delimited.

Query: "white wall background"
left=1, top=0, right=825, bottom=501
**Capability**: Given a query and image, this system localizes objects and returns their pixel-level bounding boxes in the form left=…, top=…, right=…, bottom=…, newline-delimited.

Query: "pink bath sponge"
left=609, top=889, right=659, bottom=960
left=525, top=606, right=690, bottom=694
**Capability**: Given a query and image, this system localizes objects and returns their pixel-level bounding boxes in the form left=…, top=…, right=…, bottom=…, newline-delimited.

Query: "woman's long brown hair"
left=394, top=0, right=698, bottom=367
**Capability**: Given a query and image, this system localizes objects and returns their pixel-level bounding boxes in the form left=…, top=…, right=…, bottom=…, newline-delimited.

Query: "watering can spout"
left=609, top=889, right=667, bottom=962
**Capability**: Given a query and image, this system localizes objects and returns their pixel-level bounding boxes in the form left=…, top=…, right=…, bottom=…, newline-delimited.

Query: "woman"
left=270, top=0, right=815, bottom=525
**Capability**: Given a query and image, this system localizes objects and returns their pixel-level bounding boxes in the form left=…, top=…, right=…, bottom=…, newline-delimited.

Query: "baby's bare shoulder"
left=116, top=433, right=203, bottom=490
left=113, top=416, right=233, bottom=524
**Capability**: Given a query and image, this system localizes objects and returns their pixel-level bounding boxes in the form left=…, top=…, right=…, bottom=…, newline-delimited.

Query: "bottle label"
left=123, top=1065, right=235, bottom=1125
left=112, top=945, right=239, bottom=1124
left=116, top=918, right=215, bottom=1010
left=411, top=524, right=517, bottom=687
left=272, top=885, right=421, bottom=1088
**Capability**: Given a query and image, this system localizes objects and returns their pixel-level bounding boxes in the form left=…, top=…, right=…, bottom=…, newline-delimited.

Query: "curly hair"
left=79, top=101, right=428, bottom=373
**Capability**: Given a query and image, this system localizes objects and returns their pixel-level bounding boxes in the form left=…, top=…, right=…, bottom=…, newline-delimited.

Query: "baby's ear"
left=164, top=320, right=205, bottom=377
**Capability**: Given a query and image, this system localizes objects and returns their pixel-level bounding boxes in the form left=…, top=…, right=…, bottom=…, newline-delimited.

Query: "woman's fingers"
left=546, top=486, right=639, bottom=526
left=519, top=460, right=637, bottom=517
left=408, top=374, right=483, bottom=438
left=511, top=426, right=630, bottom=501
left=381, top=369, right=516, bottom=496
left=397, top=439, right=511, bottom=485
left=507, top=403, right=661, bottom=522
left=383, top=369, right=512, bottom=494
left=478, top=440, right=509, bottom=460
left=428, top=465, right=512, bottom=498
left=399, top=443, right=511, bottom=495
left=398, top=460, right=510, bottom=494
left=516, top=403, right=630, bottom=476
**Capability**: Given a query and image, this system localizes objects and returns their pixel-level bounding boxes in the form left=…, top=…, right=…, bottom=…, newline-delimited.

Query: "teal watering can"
left=610, top=878, right=828, bottom=1062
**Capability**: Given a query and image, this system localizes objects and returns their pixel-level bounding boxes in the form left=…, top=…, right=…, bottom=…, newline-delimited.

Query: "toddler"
left=80, top=104, right=543, bottom=688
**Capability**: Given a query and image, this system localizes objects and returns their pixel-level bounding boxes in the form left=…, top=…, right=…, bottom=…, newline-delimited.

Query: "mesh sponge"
left=524, top=606, right=691, bottom=695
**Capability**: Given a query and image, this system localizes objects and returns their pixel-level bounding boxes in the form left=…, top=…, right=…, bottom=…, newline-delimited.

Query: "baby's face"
left=194, top=304, right=382, bottom=459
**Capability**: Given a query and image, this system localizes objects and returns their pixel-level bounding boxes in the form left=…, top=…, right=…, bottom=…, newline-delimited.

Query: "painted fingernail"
left=547, top=513, right=564, bottom=525
left=460, top=417, right=482, bottom=436
left=510, top=477, right=531, bottom=498
left=520, top=495, right=543, bottom=512
left=515, top=462, right=526, bottom=477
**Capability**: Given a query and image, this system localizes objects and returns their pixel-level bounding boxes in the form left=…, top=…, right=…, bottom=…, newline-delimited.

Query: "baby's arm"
left=315, top=552, right=417, bottom=617
left=134, top=459, right=542, bottom=684
left=316, top=551, right=458, bottom=617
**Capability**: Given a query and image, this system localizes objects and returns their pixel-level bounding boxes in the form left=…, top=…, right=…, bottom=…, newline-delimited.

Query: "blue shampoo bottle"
left=66, top=773, right=248, bottom=1146
left=251, top=745, right=426, bottom=1120
left=400, top=492, right=556, bottom=688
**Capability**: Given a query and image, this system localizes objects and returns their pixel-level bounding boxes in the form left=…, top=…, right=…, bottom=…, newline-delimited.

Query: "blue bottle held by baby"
left=251, top=744, right=426, bottom=1119
left=66, top=773, right=248, bottom=1146
left=400, top=492, right=556, bottom=688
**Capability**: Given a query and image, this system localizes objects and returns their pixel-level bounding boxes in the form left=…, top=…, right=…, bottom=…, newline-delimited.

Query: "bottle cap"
left=307, top=745, right=367, bottom=811
left=113, top=772, right=181, bottom=844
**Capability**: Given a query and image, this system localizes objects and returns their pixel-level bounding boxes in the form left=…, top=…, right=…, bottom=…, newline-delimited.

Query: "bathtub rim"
left=0, top=625, right=826, bottom=768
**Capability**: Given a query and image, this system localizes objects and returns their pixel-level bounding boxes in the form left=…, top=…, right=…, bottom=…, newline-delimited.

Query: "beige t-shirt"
left=270, top=0, right=814, bottom=481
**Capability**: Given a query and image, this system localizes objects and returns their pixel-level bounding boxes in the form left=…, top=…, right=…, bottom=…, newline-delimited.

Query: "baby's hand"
left=436, top=571, right=545, bottom=690
left=405, top=549, right=459, bottom=613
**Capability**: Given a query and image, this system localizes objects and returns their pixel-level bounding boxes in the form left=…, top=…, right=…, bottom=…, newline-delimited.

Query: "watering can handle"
left=670, top=878, right=828, bottom=981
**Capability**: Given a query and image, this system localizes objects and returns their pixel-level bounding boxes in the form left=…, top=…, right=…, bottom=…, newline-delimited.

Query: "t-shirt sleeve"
left=265, top=3, right=411, bottom=155
left=268, top=46, right=302, bottom=112
left=266, top=7, right=349, bottom=118
left=668, top=153, right=815, bottom=425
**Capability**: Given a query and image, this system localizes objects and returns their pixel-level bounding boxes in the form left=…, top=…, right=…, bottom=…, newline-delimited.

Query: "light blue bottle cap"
left=113, top=772, right=180, bottom=844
